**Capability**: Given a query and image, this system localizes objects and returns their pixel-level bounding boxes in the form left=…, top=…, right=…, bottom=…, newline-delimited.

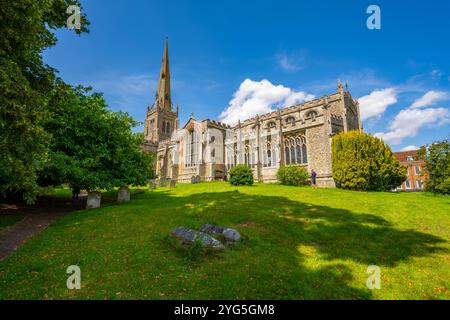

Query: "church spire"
left=155, top=37, right=171, bottom=111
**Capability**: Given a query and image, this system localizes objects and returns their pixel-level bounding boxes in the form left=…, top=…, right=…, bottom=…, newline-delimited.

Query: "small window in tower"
left=210, top=136, right=216, bottom=144
left=166, top=122, right=170, bottom=133
left=162, top=121, right=166, bottom=132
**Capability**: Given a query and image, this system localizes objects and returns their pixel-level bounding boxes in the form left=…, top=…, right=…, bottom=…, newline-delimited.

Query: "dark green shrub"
left=229, top=165, right=254, bottom=186
left=332, top=131, right=406, bottom=191
left=277, top=165, right=309, bottom=186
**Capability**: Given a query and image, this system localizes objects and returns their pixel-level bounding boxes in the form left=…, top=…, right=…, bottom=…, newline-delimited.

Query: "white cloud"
left=277, top=52, right=305, bottom=73
left=430, top=69, right=442, bottom=80
left=375, top=105, right=450, bottom=145
left=358, top=88, right=398, bottom=121
left=400, top=145, right=420, bottom=151
left=219, top=79, right=314, bottom=125
left=410, top=90, right=449, bottom=109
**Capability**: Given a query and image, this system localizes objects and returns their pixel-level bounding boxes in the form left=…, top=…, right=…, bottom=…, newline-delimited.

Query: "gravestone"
left=169, top=179, right=176, bottom=187
left=158, top=178, right=173, bottom=187
left=117, top=185, right=130, bottom=203
left=191, top=175, right=201, bottom=184
left=150, top=180, right=156, bottom=189
left=86, top=191, right=102, bottom=209
left=170, top=227, right=224, bottom=250
left=200, top=224, right=241, bottom=243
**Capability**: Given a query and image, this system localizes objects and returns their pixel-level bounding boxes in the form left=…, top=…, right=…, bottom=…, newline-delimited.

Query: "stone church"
left=143, top=39, right=363, bottom=187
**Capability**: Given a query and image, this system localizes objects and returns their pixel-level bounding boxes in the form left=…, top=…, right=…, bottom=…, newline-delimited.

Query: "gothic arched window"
left=307, top=111, right=318, bottom=120
left=285, top=147, right=290, bottom=165
left=185, top=130, right=197, bottom=167
left=166, top=122, right=170, bottom=134
left=268, top=121, right=276, bottom=130
left=162, top=121, right=166, bottom=133
left=302, top=143, right=307, bottom=164
left=244, top=140, right=250, bottom=166
left=263, top=135, right=276, bottom=168
left=284, top=135, right=307, bottom=165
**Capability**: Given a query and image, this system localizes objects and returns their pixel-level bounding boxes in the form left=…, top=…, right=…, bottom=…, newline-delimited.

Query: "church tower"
left=144, top=37, right=179, bottom=146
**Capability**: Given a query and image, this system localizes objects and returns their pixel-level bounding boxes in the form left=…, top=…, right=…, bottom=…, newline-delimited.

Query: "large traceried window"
left=263, top=136, right=277, bottom=168
left=243, top=140, right=257, bottom=168
left=284, top=135, right=307, bottom=165
left=226, top=143, right=238, bottom=171
left=244, top=140, right=250, bottom=166
left=185, top=130, right=198, bottom=167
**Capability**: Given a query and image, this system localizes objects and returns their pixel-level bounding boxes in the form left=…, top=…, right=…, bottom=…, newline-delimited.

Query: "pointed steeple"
left=155, top=37, right=171, bottom=111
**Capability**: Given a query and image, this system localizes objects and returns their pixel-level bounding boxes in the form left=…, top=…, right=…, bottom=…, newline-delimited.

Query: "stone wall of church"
left=305, top=124, right=335, bottom=188
left=153, top=85, right=360, bottom=188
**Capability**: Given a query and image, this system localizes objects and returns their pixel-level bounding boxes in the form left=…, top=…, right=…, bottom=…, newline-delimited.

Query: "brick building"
left=394, top=150, right=426, bottom=191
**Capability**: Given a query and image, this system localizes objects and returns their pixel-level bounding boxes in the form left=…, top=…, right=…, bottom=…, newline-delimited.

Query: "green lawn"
left=0, top=182, right=448, bottom=299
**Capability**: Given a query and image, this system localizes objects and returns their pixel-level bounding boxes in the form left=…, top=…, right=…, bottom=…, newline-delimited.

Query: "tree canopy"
left=419, top=140, right=450, bottom=195
left=39, top=82, right=154, bottom=193
left=1, top=2, right=154, bottom=203
left=0, top=1, right=89, bottom=202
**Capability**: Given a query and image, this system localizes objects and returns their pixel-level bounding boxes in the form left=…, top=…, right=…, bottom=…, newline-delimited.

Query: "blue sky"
left=44, top=0, right=450, bottom=151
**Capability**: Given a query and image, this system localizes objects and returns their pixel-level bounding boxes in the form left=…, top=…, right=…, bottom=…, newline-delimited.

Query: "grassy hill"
left=0, top=182, right=448, bottom=299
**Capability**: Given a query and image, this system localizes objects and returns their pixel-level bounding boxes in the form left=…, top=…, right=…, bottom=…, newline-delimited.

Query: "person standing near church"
left=311, top=169, right=317, bottom=188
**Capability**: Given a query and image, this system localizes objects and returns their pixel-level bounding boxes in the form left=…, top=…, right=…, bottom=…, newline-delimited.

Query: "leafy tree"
left=0, top=0, right=89, bottom=202
left=38, top=82, right=155, bottom=194
left=276, top=165, right=309, bottom=186
left=332, top=131, right=406, bottom=191
left=229, top=165, right=254, bottom=186
left=421, top=140, right=450, bottom=195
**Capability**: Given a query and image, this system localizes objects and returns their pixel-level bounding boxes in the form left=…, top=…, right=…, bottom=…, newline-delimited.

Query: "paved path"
left=0, top=195, right=87, bottom=261
left=0, top=211, right=65, bottom=261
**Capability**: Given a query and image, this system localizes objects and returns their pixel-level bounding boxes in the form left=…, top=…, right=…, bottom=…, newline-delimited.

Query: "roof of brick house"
left=393, top=150, right=419, bottom=163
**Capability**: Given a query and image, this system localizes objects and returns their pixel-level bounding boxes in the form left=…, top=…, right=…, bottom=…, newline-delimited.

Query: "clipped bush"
left=332, top=131, right=406, bottom=191
left=277, top=165, right=309, bottom=186
left=229, top=165, right=254, bottom=186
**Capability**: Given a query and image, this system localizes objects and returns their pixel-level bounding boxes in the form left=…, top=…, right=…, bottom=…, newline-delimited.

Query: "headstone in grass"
left=150, top=180, right=156, bottom=189
left=191, top=175, right=201, bottom=184
left=117, top=185, right=130, bottom=203
left=158, top=178, right=172, bottom=187
left=86, top=191, right=101, bottom=209
left=170, top=179, right=176, bottom=187
left=170, top=227, right=224, bottom=250
left=200, top=224, right=241, bottom=243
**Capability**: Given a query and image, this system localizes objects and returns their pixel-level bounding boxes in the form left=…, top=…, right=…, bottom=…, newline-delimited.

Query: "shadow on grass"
left=136, top=188, right=447, bottom=299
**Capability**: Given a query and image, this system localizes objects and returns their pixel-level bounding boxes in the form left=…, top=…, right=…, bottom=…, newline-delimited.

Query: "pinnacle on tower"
left=338, top=79, right=343, bottom=92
